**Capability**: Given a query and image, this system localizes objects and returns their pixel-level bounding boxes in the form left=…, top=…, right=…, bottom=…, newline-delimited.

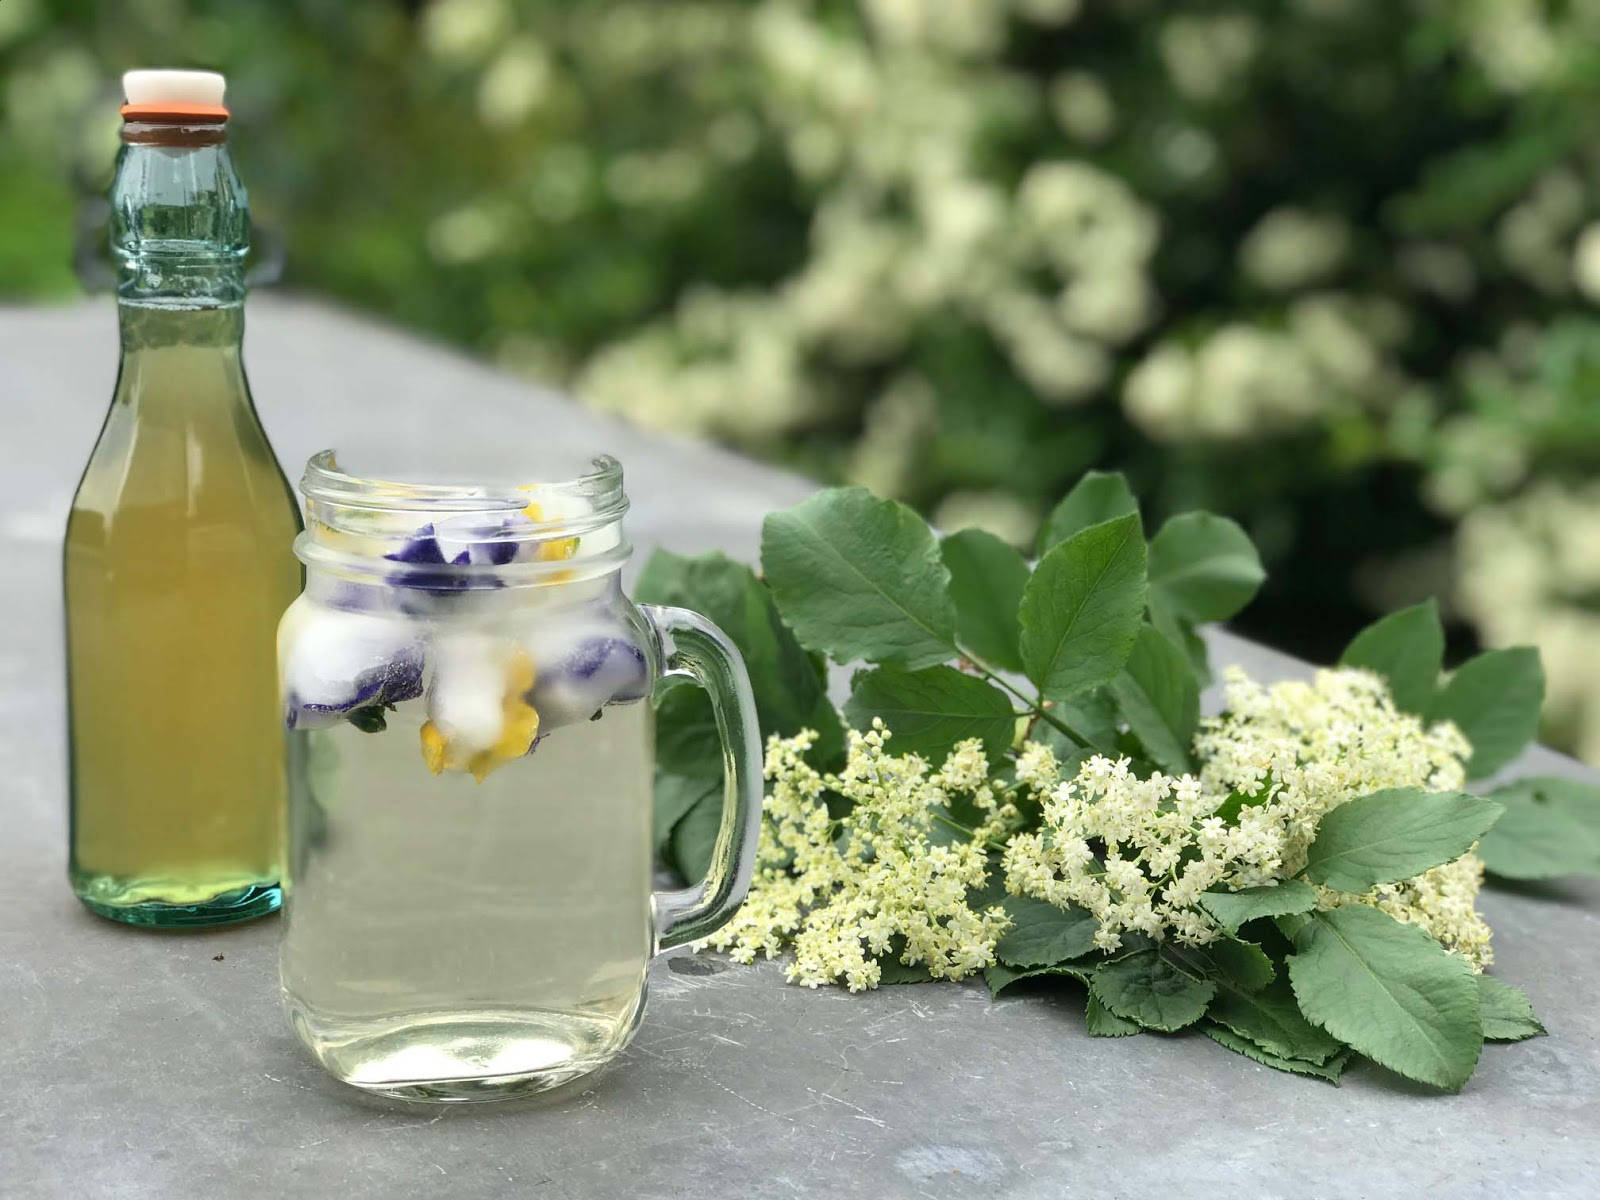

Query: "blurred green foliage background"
left=4, top=0, right=1600, bottom=762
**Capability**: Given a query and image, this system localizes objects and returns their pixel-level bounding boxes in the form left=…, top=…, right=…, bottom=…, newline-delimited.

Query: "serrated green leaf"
left=875, top=957, right=937, bottom=985
left=1287, top=905, right=1481, bottom=1091
left=993, top=895, right=1100, bottom=968
left=1020, top=514, right=1147, bottom=699
left=1302, top=788, right=1503, bottom=892
left=637, top=548, right=843, bottom=763
left=1478, top=776, right=1600, bottom=880
left=1041, top=687, right=1122, bottom=753
left=1085, top=994, right=1141, bottom=1037
left=1147, top=512, right=1265, bottom=624
left=1199, top=880, right=1316, bottom=933
left=1427, top=647, right=1545, bottom=780
left=1108, top=624, right=1199, bottom=773
left=1197, top=938, right=1276, bottom=993
left=844, top=665, right=1016, bottom=766
left=1207, top=979, right=1344, bottom=1064
left=985, top=962, right=1090, bottom=997
left=1090, top=948, right=1216, bottom=1031
left=1339, top=599, right=1445, bottom=716
left=1149, top=594, right=1213, bottom=687
left=1037, top=471, right=1138, bottom=555
left=942, top=529, right=1029, bottom=673
left=761, top=487, right=957, bottom=670
left=1478, top=975, right=1546, bottom=1042
left=1204, top=1025, right=1350, bottom=1084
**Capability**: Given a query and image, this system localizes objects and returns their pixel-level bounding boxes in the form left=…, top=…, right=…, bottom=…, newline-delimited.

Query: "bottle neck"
left=110, top=122, right=249, bottom=309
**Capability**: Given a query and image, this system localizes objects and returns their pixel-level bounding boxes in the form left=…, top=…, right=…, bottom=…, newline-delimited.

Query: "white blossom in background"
left=1571, top=222, right=1600, bottom=302
left=1049, top=71, right=1117, bottom=144
left=846, top=374, right=939, bottom=500
left=1239, top=208, right=1351, bottom=293
left=1158, top=12, right=1260, bottom=103
left=1454, top=0, right=1564, bottom=94
left=1123, top=325, right=1320, bottom=440
left=931, top=489, right=1041, bottom=549
left=421, top=0, right=511, bottom=63
left=1457, top=482, right=1600, bottom=763
left=1497, top=168, right=1588, bottom=294
left=573, top=0, right=1170, bottom=449
left=476, top=37, right=552, bottom=128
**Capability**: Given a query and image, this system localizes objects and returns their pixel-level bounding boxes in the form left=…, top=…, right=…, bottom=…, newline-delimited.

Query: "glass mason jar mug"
left=277, top=450, right=761, bottom=1101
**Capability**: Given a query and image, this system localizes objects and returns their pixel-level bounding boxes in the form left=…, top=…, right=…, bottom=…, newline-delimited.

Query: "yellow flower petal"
left=420, top=720, right=447, bottom=775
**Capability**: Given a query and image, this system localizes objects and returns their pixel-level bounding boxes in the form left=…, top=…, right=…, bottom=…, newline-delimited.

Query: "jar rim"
left=297, top=448, right=631, bottom=587
left=301, top=448, right=626, bottom=519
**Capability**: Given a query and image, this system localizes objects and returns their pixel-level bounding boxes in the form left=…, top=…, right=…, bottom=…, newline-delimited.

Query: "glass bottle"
left=65, top=71, right=302, bottom=926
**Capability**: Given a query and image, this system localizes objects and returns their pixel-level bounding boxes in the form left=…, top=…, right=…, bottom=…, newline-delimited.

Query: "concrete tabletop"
left=3, top=298, right=1597, bottom=1200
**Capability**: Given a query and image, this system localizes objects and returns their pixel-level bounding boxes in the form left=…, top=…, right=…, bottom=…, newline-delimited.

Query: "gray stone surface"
left=3, top=297, right=1597, bottom=1200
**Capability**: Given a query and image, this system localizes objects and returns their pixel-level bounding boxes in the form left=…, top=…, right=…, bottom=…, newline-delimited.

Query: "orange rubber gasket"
left=120, top=102, right=229, bottom=122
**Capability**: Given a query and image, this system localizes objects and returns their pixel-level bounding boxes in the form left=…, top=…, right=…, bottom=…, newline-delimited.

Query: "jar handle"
left=643, top=604, right=763, bottom=952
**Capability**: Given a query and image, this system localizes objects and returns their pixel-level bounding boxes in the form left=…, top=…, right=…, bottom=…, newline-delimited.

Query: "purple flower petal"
left=528, top=633, right=650, bottom=730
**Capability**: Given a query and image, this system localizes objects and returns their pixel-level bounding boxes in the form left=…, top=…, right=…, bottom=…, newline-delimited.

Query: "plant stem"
left=976, top=666, right=1098, bottom=747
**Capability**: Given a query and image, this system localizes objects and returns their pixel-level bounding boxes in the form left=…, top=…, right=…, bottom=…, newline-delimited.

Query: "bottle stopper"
left=120, top=69, right=229, bottom=122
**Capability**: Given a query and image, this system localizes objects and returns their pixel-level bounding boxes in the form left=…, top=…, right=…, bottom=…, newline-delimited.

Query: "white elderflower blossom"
left=705, top=725, right=1012, bottom=991
left=1006, top=668, right=1494, bottom=966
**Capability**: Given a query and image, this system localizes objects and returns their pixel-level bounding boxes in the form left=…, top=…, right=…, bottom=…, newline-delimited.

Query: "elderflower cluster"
left=1005, top=668, right=1495, bottom=967
left=704, top=724, right=1012, bottom=991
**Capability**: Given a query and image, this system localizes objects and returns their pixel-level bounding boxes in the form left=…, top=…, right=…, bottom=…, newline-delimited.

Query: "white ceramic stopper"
left=122, top=69, right=226, bottom=107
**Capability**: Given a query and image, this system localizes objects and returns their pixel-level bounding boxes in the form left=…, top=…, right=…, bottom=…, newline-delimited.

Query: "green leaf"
left=1204, top=1025, right=1351, bottom=1084
left=1020, top=513, right=1147, bottom=699
left=1287, top=905, right=1481, bottom=1091
left=1196, top=938, right=1276, bottom=993
left=1149, top=594, right=1212, bottom=687
left=1147, top=512, right=1265, bottom=624
left=346, top=705, right=389, bottom=733
left=985, top=962, right=1089, bottom=997
left=653, top=685, right=722, bottom=780
left=1427, top=647, right=1545, bottom=779
left=653, top=769, right=718, bottom=852
left=1042, top=687, right=1122, bottom=753
left=1207, top=979, right=1344, bottom=1064
left=1085, top=994, right=1141, bottom=1037
left=993, top=895, right=1100, bottom=968
left=1090, top=948, right=1216, bottom=1031
left=1478, top=776, right=1600, bottom=880
left=636, top=549, right=843, bottom=763
left=1302, top=788, right=1503, bottom=892
left=843, top=665, right=1016, bottom=766
left=1338, top=600, right=1445, bottom=715
left=1478, top=975, right=1546, bottom=1042
left=761, top=487, right=957, bottom=670
left=1108, top=624, right=1199, bottom=773
left=1037, top=470, right=1138, bottom=555
left=875, top=956, right=937, bottom=985
left=1212, top=779, right=1271, bottom=827
left=668, top=785, right=723, bottom=884
left=1199, top=880, right=1316, bottom=933
left=942, top=529, right=1029, bottom=673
